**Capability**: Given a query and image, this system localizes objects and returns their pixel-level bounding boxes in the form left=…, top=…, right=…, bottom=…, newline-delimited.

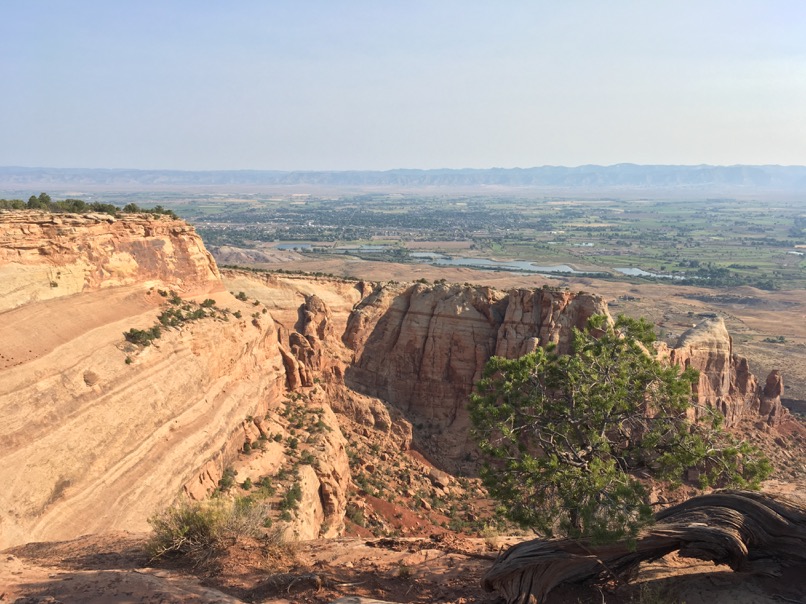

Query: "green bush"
left=345, top=502, right=365, bottom=527
left=123, top=326, right=162, bottom=346
left=218, top=467, right=237, bottom=491
left=471, top=314, right=772, bottom=542
left=256, top=476, right=277, bottom=496
left=279, top=482, right=303, bottom=511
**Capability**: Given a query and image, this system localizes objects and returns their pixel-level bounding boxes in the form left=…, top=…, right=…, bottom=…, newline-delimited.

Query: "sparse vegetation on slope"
left=123, top=325, right=162, bottom=346
left=123, top=291, right=234, bottom=353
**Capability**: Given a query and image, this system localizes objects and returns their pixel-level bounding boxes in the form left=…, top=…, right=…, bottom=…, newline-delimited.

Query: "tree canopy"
left=0, top=193, right=178, bottom=218
left=469, top=315, right=771, bottom=543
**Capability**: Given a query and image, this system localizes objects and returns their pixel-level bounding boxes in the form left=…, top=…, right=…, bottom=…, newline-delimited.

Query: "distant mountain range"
left=3, top=164, right=806, bottom=193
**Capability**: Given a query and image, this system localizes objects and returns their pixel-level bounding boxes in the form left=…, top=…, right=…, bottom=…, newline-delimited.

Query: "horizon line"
left=3, top=163, right=806, bottom=173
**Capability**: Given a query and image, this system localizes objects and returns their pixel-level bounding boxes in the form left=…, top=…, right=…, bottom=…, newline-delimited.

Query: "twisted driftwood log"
left=482, top=490, right=806, bottom=604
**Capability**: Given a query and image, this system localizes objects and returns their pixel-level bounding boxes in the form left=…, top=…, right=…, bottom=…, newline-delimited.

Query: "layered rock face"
left=0, top=210, right=221, bottom=312
left=0, top=212, right=788, bottom=547
left=494, top=288, right=610, bottom=357
left=661, top=318, right=786, bottom=427
left=0, top=295, right=288, bottom=547
left=343, top=283, right=609, bottom=460
left=0, top=213, right=353, bottom=548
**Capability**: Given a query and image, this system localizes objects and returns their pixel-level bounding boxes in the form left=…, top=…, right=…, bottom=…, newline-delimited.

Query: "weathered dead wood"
left=482, top=490, right=806, bottom=604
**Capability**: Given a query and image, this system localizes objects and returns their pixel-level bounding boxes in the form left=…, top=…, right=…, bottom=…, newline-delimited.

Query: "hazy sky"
left=2, top=1, right=805, bottom=170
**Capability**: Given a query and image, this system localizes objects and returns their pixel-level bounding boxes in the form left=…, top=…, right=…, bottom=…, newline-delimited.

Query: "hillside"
left=0, top=210, right=804, bottom=602
left=4, top=164, right=806, bottom=194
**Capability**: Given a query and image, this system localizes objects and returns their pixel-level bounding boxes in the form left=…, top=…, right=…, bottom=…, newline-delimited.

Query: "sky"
left=1, top=1, right=805, bottom=171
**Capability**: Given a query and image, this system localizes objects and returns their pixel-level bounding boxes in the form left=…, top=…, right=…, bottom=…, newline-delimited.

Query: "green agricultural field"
left=158, top=193, right=805, bottom=290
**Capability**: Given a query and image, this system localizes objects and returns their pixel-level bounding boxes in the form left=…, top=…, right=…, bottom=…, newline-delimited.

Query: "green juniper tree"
left=470, top=315, right=771, bottom=543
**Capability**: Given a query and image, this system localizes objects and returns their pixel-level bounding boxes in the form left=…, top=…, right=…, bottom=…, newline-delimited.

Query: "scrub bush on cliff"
left=147, top=497, right=276, bottom=566
left=469, top=315, right=771, bottom=543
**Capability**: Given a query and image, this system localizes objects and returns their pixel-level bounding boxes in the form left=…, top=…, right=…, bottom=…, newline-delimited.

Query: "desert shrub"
left=189, top=308, right=206, bottom=320
left=123, top=325, right=161, bottom=346
left=279, top=482, right=303, bottom=511
left=397, top=563, right=412, bottom=578
left=147, top=497, right=272, bottom=566
left=148, top=205, right=178, bottom=219
left=256, top=476, right=277, bottom=496
left=218, top=467, right=237, bottom=491
left=0, top=198, right=26, bottom=210
left=346, top=502, right=365, bottom=527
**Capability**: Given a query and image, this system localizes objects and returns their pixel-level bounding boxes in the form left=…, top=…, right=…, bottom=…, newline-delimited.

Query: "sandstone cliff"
left=0, top=291, right=288, bottom=547
left=0, top=213, right=356, bottom=547
left=660, top=318, right=786, bottom=427
left=343, top=283, right=608, bottom=461
left=0, top=210, right=221, bottom=313
left=0, top=211, right=790, bottom=548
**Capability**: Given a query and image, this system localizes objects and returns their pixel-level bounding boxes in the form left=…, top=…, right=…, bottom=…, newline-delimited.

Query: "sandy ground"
left=0, top=533, right=242, bottom=603
left=3, top=531, right=805, bottom=604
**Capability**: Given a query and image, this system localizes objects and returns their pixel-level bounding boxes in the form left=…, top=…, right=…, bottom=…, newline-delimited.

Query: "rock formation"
left=0, top=211, right=789, bottom=548
left=0, top=210, right=221, bottom=313
left=0, top=213, right=353, bottom=547
left=343, top=283, right=608, bottom=461
left=494, top=287, right=609, bottom=357
left=660, top=318, right=786, bottom=427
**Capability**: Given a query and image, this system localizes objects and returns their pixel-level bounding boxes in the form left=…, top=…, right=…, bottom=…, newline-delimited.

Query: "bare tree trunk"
left=482, top=490, right=806, bottom=604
